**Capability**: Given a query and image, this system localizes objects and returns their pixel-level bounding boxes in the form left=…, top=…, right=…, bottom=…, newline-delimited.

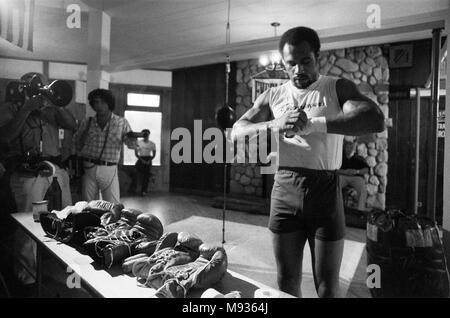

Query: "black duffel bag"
left=366, top=209, right=450, bottom=298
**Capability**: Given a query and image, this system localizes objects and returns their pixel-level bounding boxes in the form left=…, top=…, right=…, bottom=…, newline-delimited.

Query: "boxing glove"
left=72, top=201, right=89, bottom=213
left=132, top=248, right=192, bottom=286
left=155, top=232, right=179, bottom=252
left=84, top=203, right=124, bottom=241
left=103, top=243, right=132, bottom=269
left=100, top=203, right=124, bottom=226
left=153, top=278, right=185, bottom=298
left=132, top=232, right=203, bottom=283
left=128, top=232, right=179, bottom=273
left=83, top=209, right=148, bottom=268
left=192, top=243, right=228, bottom=289
left=122, top=253, right=149, bottom=273
left=54, top=201, right=89, bottom=219
left=117, top=208, right=142, bottom=227
left=133, top=231, right=178, bottom=256
left=153, top=243, right=228, bottom=298
left=40, top=210, right=101, bottom=246
left=84, top=200, right=116, bottom=215
left=102, top=208, right=142, bottom=233
left=175, top=232, right=203, bottom=256
left=84, top=235, right=134, bottom=268
left=130, top=213, right=163, bottom=241
left=112, top=213, right=164, bottom=257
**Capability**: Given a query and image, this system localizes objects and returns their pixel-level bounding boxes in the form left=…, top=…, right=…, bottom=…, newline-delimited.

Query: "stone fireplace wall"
left=231, top=45, right=389, bottom=210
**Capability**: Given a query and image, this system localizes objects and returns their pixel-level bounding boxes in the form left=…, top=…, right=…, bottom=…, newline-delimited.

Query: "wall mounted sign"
left=252, top=78, right=288, bottom=102
left=389, top=44, right=413, bottom=68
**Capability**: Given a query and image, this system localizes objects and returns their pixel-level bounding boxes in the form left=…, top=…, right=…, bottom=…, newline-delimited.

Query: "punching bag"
left=216, top=55, right=236, bottom=131
left=215, top=104, right=236, bottom=131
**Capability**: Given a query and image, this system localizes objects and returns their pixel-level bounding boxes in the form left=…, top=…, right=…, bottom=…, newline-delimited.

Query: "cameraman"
left=73, top=88, right=137, bottom=203
left=0, top=72, right=76, bottom=292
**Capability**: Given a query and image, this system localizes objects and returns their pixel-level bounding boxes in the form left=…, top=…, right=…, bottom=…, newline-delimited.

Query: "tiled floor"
left=120, top=191, right=372, bottom=298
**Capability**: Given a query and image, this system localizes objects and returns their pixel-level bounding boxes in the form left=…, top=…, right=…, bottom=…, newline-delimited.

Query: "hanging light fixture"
left=258, top=22, right=285, bottom=71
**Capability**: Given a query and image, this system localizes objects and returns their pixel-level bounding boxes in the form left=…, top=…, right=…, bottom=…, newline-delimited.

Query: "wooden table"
left=10, top=212, right=293, bottom=298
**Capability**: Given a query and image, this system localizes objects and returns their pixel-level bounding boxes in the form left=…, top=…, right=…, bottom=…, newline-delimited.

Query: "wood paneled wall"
left=170, top=62, right=236, bottom=195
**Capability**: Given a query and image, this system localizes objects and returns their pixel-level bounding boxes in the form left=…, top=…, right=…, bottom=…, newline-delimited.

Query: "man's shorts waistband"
left=277, top=166, right=338, bottom=176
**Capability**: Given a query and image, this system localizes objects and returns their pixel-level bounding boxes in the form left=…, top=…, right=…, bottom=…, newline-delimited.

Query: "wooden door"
left=170, top=63, right=236, bottom=195
left=109, top=83, right=172, bottom=193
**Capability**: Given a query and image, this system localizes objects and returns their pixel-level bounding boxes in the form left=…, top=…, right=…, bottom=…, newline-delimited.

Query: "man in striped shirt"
left=74, top=89, right=137, bottom=203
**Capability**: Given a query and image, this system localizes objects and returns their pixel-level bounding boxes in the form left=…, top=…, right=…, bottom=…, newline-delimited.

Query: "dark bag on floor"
left=366, top=209, right=450, bottom=298
left=344, top=206, right=367, bottom=229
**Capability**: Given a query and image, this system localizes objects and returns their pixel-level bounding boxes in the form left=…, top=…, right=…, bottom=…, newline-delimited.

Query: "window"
left=124, top=111, right=162, bottom=166
left=123, top=91, right=162, bottom=166
left=127, top=93, right=160, bottom=107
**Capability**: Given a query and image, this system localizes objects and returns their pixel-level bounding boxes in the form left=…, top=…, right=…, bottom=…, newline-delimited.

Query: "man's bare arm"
left=0, top=97, right=42, bottom=144
left=231, top=89, right=303, bottom=141
left=39, top=105, right=76, bottom=131
left=150, top=146, right=156, bottom=160
left=231, top=90, right=272, bottom=141
left=54, top=107, right=77, bottom=130
left=326, top=79, right=385, bottom=135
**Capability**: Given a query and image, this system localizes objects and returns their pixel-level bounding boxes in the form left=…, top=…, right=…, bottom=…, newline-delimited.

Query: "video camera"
left=126, top=130, right=150, bottom=139
left=5, top=73, right=73, bottom=107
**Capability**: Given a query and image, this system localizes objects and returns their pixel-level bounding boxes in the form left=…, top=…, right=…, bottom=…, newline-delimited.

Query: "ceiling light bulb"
left=259, top=55, right=269, bottom=66
left=271, top=52, right=281, bottom=64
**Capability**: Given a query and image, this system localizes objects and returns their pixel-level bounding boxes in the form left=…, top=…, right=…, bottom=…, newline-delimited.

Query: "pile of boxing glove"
left=83, top=203, right=163, bottom=269
left=41, top=200, right=228, bottom=297
left=40, top=199, right=165, bottom=269
left=122, top=232, right=228, bottom=298
left=39, top=200, right=118, bottom=246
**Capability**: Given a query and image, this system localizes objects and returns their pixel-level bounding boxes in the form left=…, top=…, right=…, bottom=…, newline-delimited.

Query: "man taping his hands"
left=231, top=26, right=385, bottom=298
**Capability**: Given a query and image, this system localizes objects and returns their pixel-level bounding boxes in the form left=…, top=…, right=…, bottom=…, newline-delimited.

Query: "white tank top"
left=268, top=75, right=344, bottom=170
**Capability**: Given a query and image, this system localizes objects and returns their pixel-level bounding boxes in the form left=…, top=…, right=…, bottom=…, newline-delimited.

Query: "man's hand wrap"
left=296, top=116, right=327, bottom=135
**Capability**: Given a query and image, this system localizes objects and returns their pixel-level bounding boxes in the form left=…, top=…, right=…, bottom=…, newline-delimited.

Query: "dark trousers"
left=0, top=170, right=17, bottom=219
left=129, top=157, right=152, bottom=193
left=0, top=169, right=18, bottom=296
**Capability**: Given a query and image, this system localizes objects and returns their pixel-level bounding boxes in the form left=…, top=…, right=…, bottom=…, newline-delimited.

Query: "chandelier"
left=258, top=22, right=285, bottom=71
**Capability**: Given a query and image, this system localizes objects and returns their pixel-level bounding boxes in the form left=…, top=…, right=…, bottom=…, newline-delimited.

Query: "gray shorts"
left=269, top=167, right=345, bottom=241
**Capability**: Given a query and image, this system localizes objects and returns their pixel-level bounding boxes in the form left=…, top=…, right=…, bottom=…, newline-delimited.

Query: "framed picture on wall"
left=389, top=44, right=413, bottom=68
